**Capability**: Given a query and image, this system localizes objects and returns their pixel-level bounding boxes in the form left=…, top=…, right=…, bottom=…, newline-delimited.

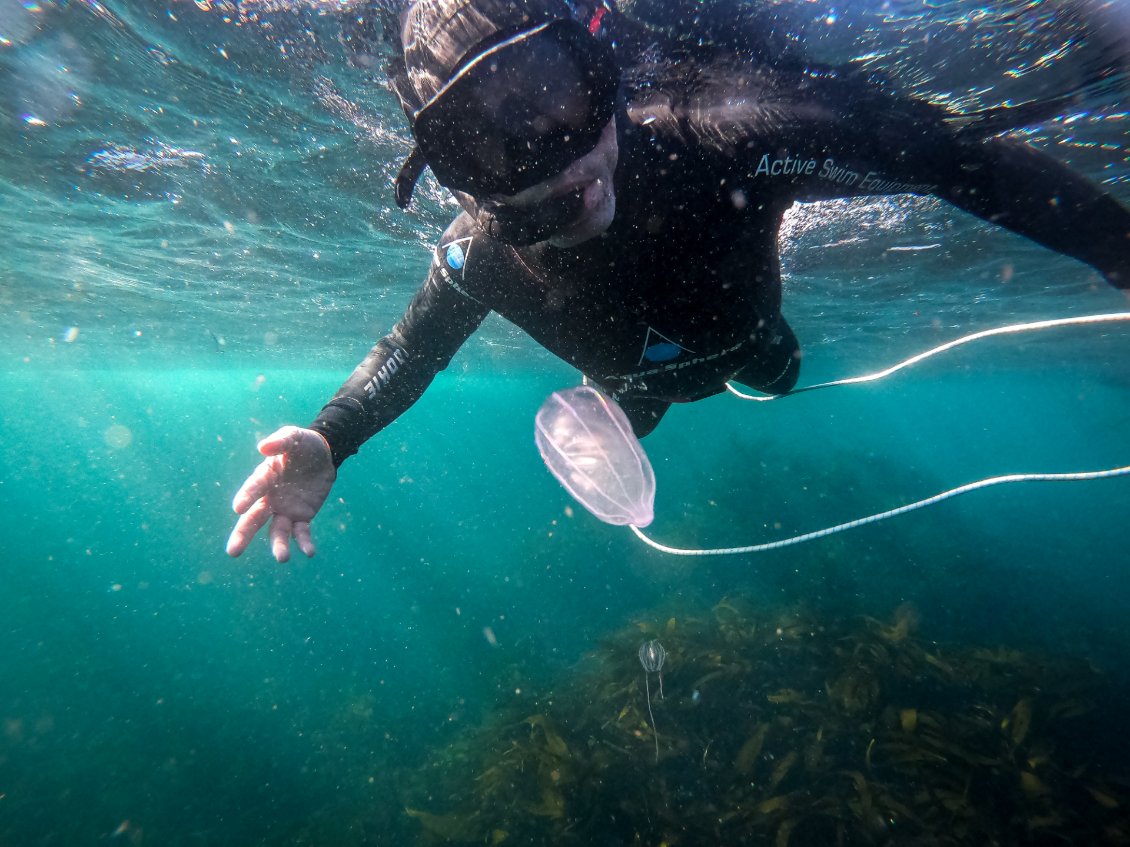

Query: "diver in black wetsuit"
left=226, top=0, right=1130, bottom=562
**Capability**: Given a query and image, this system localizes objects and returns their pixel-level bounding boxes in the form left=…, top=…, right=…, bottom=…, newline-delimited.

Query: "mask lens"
left=415, top=22, right=616, bottom=196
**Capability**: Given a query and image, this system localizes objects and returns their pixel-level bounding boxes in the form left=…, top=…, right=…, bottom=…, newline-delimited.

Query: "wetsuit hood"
left=399, top=0, right=575, bottom=114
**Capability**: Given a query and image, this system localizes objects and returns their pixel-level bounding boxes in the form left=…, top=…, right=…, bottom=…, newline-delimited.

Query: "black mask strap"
left=474, top=189, right=587, bottom=245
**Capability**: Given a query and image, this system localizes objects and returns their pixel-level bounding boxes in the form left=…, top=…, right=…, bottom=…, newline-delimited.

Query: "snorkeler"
left=226, top=0, right=1130, bottom=562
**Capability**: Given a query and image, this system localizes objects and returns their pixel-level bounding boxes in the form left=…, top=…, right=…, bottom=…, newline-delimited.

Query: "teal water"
left=3, top=1, right=1130, bottom=845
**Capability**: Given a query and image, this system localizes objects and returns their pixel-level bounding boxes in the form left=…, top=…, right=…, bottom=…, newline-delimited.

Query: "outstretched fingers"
left=228, top=426, right=327, bottom=561
left=293, top=522, right=316, bottom=558
left=227, top=497, right=272, bottom=557
left=226, top=497, right=316, bottom=561
left=232, top=457, right=278, bottom=514
left=269, top=513, right=294, bottom=563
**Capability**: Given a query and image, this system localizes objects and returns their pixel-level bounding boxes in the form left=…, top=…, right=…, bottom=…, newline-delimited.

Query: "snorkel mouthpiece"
left=474, top=189, right=588, bottom=245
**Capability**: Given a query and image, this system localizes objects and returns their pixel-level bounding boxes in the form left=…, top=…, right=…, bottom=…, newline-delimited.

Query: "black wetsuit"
left=311, top=62, right=1130, bottom=466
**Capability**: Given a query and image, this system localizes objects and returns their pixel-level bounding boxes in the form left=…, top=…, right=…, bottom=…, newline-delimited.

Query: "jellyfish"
left=638, top=639, right=666, bottom=761
left=535, top=386, right=656, bottom=527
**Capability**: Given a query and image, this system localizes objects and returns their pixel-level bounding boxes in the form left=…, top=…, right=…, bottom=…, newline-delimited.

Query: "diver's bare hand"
left=226, top=426, right=336, bottom=562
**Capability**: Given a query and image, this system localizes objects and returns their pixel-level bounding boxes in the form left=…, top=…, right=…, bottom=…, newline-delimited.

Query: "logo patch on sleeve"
left=445, top=243, right=465, bottom=270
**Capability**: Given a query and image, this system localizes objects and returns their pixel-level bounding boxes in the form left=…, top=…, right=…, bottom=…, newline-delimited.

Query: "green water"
left=4, top=0, right=1130, bottom=842
left=4, top=334, right=1130, bottom=845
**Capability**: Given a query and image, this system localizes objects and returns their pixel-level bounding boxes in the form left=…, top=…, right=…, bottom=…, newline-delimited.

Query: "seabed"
left=401, top=600, right=1130, bottom=846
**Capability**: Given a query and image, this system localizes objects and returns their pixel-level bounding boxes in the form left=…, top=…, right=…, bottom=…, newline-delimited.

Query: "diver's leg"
left=581, top=375, right=672, bottom=438
left=731, top=315, right=801, bottom=395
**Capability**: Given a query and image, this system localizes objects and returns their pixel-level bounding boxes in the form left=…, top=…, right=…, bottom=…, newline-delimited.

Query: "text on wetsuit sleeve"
left=754, top=153, right=935, bottom=194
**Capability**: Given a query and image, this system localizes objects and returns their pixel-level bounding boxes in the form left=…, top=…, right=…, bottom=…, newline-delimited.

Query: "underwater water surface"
left=2, top=0, right=1130, bottom=844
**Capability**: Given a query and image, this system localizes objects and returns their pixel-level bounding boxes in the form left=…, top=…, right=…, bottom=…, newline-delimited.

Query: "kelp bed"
left=402, top=602, right=1130, bottom=845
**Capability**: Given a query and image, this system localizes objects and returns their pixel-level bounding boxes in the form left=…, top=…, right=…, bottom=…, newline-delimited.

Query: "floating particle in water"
left=104, top=423, right=132, bottom=449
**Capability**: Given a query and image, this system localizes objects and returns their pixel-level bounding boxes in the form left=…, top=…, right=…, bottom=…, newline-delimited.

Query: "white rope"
left=633, top=312, right=1130, bottom=556
left=631, top=464, right=1130, bottom=556
left=725, top=312, right=1130, bottom=401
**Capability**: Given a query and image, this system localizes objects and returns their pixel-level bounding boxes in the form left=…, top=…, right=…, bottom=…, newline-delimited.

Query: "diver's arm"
left=226, top=246, right=489, bottom=562
left=933, top=137, right=1130, bottom=288
left=674, top=66, right=1129, bottom=287
left=309, top=264, right=491, bottom=467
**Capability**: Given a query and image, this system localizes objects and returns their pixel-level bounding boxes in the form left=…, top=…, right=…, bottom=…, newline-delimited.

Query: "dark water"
left=2, top=1, right=1130, bottom=844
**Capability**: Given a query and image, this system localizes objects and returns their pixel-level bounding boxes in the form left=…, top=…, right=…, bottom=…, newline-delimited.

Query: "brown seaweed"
left=400, top=600, right=1130, bottom=846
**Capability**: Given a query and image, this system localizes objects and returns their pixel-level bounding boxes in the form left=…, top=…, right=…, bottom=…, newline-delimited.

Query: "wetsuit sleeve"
left=656, top=69, right=1130, bottom=286
left=783, top=101, right=1130, bottom=287
left=308, top=253, right=490, bottom=468
left=930, top=138, right=1130, bottom=288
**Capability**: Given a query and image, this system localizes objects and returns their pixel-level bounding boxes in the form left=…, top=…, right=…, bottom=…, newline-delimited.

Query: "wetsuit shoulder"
left=623, top=59, right=946, bottom=166
left=430, top=212, right=516, bottom=307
